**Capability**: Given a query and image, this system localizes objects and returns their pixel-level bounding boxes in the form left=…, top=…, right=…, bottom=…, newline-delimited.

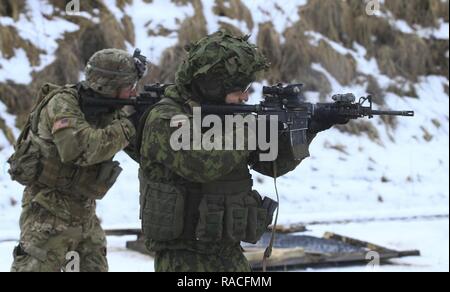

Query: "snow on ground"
left=307, top=218, right=449, bottom=272
left=107, top=235, right=154, bottom=272
left=0, top=241, right=16, bottom=271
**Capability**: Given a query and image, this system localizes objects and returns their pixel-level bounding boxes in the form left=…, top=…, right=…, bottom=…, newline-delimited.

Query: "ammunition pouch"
left=140, top=177, right=277, bottom=244
left=196, top=181, right=273, bottom=244
left=140, top=177, right=186, bottom=241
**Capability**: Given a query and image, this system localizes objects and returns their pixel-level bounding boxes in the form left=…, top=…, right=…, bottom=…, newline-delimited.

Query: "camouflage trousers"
left=11, top=201, right=108, bottom=272
left=154, top=245, right=252, bottom=272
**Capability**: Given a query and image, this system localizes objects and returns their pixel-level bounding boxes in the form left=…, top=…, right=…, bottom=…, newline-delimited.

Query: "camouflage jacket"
left=23, top=84, right=135, bottom=222
left=139, top=85, right=315, bottom=253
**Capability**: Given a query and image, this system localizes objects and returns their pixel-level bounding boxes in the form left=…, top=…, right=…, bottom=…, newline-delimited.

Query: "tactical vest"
left=139, top=98, right=277, bottom=244
left=7, top=83, right=122, bottom=200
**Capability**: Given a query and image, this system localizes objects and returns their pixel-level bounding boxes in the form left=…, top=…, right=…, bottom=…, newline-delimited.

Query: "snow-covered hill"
left=0, top=0, right=448, bottom=271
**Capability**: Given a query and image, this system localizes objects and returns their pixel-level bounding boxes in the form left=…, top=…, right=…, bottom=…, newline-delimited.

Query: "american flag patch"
left=52, top=118, right=71, bottom=133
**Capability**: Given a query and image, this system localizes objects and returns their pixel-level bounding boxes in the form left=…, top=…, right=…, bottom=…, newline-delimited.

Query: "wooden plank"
left=244, top=247, right=305, bottom=267
left=323, top=232, right=393, bottom=252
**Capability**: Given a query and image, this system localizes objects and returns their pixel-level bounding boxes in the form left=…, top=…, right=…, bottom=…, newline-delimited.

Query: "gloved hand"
left=308, top=114, right=350, bottom=134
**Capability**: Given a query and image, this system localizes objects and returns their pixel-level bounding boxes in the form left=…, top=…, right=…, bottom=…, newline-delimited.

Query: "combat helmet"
left=176, top=30, right=269, bottom=104
left=85, top=48, right=148, bottom=97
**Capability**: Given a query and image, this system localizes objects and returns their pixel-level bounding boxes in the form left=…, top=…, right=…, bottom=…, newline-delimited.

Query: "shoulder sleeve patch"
left=52, top=118, right=75, bottom=134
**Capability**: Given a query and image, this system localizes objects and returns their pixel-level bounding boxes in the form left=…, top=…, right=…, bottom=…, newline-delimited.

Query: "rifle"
left=201, top=84, right=414, bottom=117
left=79, top=83, right=173, bottom=130
left=200, top=83, right=414, bottom=159
left=80, top=83, right=172, bottom=114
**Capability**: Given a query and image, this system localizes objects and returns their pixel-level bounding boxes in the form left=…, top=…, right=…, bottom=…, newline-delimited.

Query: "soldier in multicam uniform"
left=138, top=31, right=343, bottom=272
left=8, top=48, right=147, bottom=272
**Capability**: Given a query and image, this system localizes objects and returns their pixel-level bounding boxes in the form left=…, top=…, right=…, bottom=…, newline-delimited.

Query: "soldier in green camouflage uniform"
left=9, top=49, right=144, bottom=272
left=138, top=31, right=321, bottom=272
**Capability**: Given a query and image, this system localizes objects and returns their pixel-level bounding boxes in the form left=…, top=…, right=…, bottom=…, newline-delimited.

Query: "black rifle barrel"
left=370, top=110, right=415, bottom=116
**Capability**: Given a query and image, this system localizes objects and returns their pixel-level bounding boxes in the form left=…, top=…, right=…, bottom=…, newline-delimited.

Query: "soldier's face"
left=225, top=90, right=250, bottom=104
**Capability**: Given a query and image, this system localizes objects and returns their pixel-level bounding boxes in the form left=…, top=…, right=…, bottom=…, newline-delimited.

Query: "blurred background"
left=0, top=0, right=448, bottom=271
